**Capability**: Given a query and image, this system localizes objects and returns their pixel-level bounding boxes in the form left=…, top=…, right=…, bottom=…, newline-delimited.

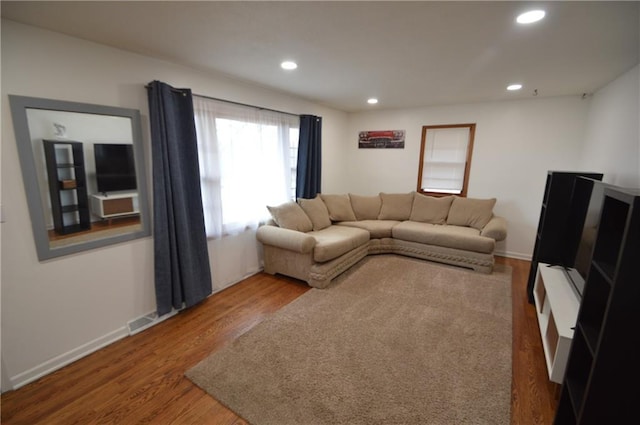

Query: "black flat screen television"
left=94, top=143, right=137, bottom=193
left=564, top=177, right=614, bottom=297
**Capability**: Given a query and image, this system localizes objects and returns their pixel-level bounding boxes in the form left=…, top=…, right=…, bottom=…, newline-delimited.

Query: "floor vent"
left=127, top=310, right=178, bottom=336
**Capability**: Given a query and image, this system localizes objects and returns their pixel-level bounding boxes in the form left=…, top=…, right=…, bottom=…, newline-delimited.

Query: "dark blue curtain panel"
left=147, top=80, right=212, bottom=316
left=296, top=115, right=322, bottom=199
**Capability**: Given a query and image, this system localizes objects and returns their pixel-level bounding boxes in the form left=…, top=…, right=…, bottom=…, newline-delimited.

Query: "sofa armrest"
left=481, top=216, right=507, bottom=241
left=256, top=225, right=316, bottom=254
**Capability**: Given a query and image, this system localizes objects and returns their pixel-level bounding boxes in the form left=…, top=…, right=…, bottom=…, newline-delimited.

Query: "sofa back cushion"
left=267, top=201, right=313, bottom=232
left=298, top=195, right=332, bottom=230
left=320, top=194, right=357, bottom=222
left=446, top=197, right=496, bottom=230
left=349, top=194, right=381, bottom=220
left=378, top=192, right=415, bottom=220
left=410, top=194, right=454, bottom=224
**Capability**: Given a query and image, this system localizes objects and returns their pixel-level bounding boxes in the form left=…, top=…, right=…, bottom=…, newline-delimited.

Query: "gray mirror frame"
left=9, top=95, right=151, bottom=260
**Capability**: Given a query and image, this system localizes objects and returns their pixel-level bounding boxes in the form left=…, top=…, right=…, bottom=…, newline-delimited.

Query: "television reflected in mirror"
left=9, top=95, right=151, bottom=261
left=94, top=143, right=137, bottom=193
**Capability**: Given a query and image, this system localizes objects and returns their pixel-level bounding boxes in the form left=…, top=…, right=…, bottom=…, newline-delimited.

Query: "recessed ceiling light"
left=517, top=10, right=545, bottom=24
left=507, top=84, right=523, bottom=91
left=367, top=98, right=379, bottom=104
left=280, top=61, right=297, bottom=70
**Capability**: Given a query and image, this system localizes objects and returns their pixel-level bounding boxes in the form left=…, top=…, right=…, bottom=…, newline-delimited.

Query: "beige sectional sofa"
left=257, top=192, right=507, bottom=288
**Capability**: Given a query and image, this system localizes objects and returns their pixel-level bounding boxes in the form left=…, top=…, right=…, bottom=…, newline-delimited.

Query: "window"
left=193, top=96, right=299, bottom=238
left=417, top=123, right=475, bottom=197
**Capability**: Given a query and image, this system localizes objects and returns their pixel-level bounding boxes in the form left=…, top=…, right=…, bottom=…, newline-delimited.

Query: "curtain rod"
left=193, top=93, right=300, bottom=118
left=145, top=83, right=300, bottom=118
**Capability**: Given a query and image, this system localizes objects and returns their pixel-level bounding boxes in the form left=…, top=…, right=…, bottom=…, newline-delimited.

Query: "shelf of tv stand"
left=533, top=263, right=581, bottom=383
left=90, top=192, right=139, bottom=220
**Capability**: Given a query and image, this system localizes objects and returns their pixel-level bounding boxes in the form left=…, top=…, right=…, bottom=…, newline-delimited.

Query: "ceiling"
left=2, top=1, right=639, bottom=112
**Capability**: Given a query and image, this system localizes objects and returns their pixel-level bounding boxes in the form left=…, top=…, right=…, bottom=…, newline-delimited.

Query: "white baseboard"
left=9, top=326, right=129, bottom=391
left=495, top=250, right=532, bottom=261
left=210, top=267, right=263, bottom=296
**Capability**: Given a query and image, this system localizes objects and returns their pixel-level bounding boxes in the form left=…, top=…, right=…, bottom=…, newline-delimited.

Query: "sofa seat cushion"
left=336, top=220, right=400, bottom=239
left=391, top=221, right=495, bottom=254
left=308, top=225, right=370, bottom=262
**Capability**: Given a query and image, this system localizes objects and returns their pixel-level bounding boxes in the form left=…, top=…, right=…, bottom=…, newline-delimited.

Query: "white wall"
left=0, top=20, right=348, bottom=390
left=580, top=65, right=640, bottom=187
left=345, top=97, right=592, bottom=259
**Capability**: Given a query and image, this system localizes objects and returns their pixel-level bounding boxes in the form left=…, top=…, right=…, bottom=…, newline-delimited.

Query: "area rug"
left=186, top=255, right=512, bottom=425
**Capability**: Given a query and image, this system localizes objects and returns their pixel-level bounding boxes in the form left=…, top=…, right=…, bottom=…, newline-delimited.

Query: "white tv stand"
left=532, top=263, right=580, bottom=383
left=90, top=192, right=139, bottom=220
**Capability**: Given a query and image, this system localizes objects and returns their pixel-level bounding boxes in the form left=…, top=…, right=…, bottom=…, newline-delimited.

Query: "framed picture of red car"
left=358, top=130, right=405, bottom=148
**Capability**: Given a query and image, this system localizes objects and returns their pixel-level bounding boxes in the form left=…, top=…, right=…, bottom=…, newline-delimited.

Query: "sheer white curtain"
left=193, top=95, right=298, bottom=239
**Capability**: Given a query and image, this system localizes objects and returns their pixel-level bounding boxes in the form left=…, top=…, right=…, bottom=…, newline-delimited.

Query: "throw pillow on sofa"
left=410, top=194, right=454, bottom=224
left=349, top=193, right=381, bottom=220
left=267, top=201, right=313, bottom=232
left=446, top=196, right=496, bottom=230
left=378, top=192, right=415, bottom=220
left=321, top=194, right=357, bottom=221
left=298, top=195, right=332, bottom=230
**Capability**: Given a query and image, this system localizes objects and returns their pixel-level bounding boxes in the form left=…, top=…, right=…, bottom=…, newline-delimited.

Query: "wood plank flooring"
left=1, top=256, right=558, bottom=424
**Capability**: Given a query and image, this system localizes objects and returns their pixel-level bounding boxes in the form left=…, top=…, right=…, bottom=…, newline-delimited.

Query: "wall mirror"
left=9, top=95, right=151, bottom=261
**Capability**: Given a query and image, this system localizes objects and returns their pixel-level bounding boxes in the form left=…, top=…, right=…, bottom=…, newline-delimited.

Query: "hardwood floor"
left=1, top=256, right=558, bottom=424
left=508, top=257, right=560, bottom=424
